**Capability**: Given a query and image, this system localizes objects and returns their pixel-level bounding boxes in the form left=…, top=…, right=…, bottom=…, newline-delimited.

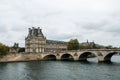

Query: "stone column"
left=56, top=55, right=61, bottom=60
left=98, top=56, right=104, bottom=62
left=38, top=27, right=40, bottom=33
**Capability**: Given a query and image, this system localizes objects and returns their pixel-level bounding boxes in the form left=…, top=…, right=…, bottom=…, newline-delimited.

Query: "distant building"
left=80, top=40, right=105, bottom=49
left=25, top=27, right=67, bottom=53
left=9, top=43, right=19, bottom=54
left=80, top=40, right=95, bottom=48
left=9, top=43, right=25, bottom=54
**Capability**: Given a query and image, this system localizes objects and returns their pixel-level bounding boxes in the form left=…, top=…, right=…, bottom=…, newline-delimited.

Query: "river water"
left=0, top=56, right=120, bottom=80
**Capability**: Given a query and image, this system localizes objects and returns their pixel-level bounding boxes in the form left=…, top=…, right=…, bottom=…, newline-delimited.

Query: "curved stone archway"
left=104, top=52, right=117, bottom=62
left=43, top=54, right=56, bottom=60
left=79, top=52, right=98, bottom=61
left=61, top=53, right=74, bottom=61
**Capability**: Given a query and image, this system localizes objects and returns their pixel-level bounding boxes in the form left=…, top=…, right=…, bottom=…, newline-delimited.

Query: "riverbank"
left=0, top=54, right=42, bottom=63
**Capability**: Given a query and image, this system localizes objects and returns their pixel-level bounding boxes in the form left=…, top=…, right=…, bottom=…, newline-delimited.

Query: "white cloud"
left=0, top=0, right=120, bottom=47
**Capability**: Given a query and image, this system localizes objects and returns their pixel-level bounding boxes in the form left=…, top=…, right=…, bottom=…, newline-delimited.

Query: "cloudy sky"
left=0, top=0, right=120, bottom=47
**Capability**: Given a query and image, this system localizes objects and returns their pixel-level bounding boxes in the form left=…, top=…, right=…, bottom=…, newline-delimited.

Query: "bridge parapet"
left=79, top=49, right=120, bottom=51
left=43, top=49, right=120, bottom=54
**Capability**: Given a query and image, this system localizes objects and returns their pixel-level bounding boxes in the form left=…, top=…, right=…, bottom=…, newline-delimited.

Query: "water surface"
left=0, top=56, right=120, bottom=80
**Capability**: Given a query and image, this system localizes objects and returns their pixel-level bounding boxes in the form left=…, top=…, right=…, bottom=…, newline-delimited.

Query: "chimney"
left=32, top=27, right=35, bottom=36
left=38, top=27, right=40, bottom=33
left=28, top=28, right=31, bottom=36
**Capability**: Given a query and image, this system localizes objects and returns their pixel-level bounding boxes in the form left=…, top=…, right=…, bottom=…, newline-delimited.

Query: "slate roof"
left=46, top=40, right=67, bottom=44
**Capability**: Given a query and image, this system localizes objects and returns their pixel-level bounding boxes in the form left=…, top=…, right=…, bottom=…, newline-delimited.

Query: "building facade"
left=25, top=27, right=67, bottom=53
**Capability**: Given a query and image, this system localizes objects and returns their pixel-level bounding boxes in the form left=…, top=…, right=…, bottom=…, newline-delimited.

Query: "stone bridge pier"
left=101, top=51, right=119, bottom=62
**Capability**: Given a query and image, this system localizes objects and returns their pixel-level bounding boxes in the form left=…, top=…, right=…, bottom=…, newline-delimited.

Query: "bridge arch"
left=43, top=54, right=56, bottom=60
left=61, top=53, right=74, bottom=61
left=104, top=52, right=118, bottom=62
left=79, top=52, right=99, bottom=61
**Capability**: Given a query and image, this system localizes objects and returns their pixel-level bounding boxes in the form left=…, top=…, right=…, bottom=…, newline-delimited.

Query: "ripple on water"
left=0, top=56, right=120, bottom=80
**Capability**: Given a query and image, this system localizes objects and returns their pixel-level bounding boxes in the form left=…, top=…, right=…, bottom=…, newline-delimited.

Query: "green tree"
left=67, top=39, right=80, bottom=50
left=0, top=43, right=9, bottom=56
left=105, top=45, right=113, bottom=49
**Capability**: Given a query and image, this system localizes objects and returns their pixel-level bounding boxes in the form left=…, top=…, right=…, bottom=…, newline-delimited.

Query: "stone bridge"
left=40, top=49, right=120, bottom=62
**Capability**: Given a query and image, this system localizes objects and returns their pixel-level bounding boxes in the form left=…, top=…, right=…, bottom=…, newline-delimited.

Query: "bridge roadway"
left=40, top=49, right=120, bottom=62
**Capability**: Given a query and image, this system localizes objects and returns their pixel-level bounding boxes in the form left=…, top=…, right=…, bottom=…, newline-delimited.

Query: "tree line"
left=67, top=39, right=116, bottom=50
left=0, top=43, right=9, bottom=56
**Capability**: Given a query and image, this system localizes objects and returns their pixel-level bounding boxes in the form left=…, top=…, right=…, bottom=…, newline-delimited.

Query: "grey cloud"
left=0, top=0, right=120, bottom=47
left=47, top=33, right=83, bottom=41
left=0, top=25, right=8, bottom=33
left=42, top=11, right=63, bottom=18
left=105, top=26, right=120, bottom=35
left=10, top=26, right=27, bottom=32
left=76, top=22, right=105, bottom=31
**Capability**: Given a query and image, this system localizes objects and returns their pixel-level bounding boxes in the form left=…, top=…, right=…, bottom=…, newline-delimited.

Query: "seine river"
left=0, top=56, right=120, bottom=80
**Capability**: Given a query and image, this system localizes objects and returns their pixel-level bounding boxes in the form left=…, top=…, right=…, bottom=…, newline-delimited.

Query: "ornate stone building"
left=25, top=27, right=67, bottom=53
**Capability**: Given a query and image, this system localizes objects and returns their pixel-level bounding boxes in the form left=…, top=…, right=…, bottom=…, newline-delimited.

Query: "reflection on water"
left=0, top=56, right=120, bottom=80
left=87, top=55, right=120, bottom=63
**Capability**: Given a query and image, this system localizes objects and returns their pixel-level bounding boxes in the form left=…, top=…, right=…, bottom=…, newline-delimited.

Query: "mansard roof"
left=46, top=40, right=67, bottom=44
left=29, top=27, right=43, bottom=36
